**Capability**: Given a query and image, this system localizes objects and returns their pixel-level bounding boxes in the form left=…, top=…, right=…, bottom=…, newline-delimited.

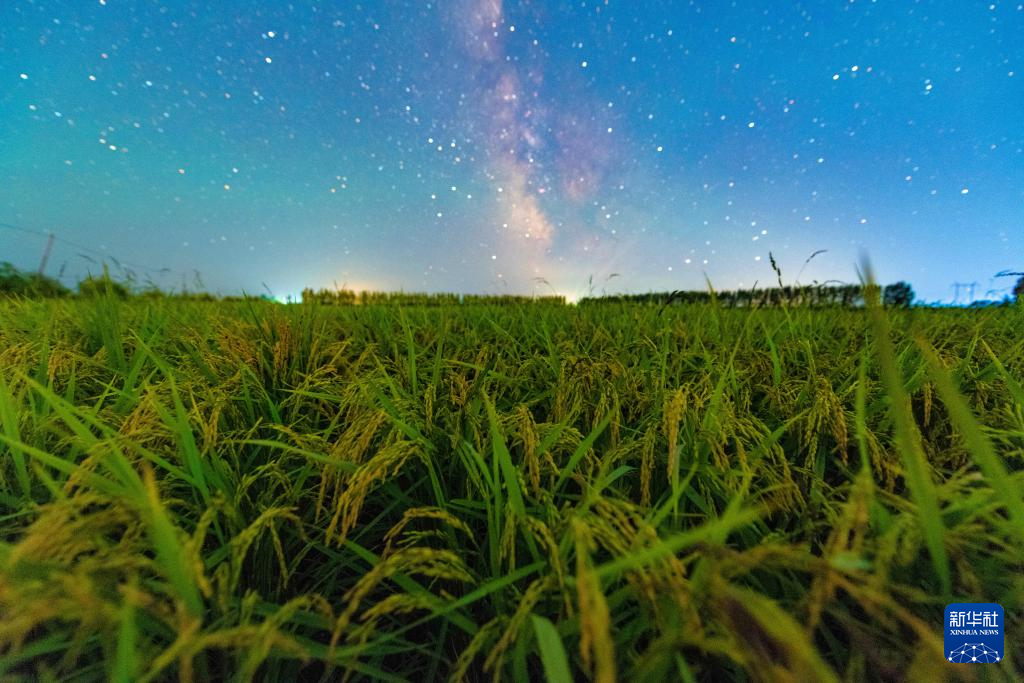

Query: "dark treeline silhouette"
left=300, top=288, right=567, bottom=306
left=0, top=262, right=263, bottom=302
left=6, top=258, right=1022, bottom=309
left=0, top=262, right=69, bottom=298
left=0, top=264, right=568, bottom=305
left=580, top=282, right=918, bottom=308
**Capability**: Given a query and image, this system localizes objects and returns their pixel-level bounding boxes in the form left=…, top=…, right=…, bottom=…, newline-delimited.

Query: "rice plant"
left=0, top=294, right=1021, bottom=681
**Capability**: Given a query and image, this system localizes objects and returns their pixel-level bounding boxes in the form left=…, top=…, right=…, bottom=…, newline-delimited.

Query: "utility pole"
left=37, top=232, right=55, bottom=275
left=952, top=282, right=978, bottom=305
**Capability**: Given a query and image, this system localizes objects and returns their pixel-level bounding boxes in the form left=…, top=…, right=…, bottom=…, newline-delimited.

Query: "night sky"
left=2, top=1, right=1021, bottom=303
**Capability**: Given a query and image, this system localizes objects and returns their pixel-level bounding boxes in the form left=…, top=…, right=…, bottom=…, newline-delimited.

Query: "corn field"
left=0, top=295, right=1021, bottom=681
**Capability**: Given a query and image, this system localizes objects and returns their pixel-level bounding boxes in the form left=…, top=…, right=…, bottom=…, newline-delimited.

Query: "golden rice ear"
left=640, top=423, right=657, bottom=507
left=325, top=440, right=419, bottom=546
left=448, top=619, right=502, bottom=683
left=572, top=518, right=616, bottom=683
left=513, top=404, right=542, bottom=498
left=381, top=505, right=473, bottom=557
left=484, top=575, right=554, bottom=674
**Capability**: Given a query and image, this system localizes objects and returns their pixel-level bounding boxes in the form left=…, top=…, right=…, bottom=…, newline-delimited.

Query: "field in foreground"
left=0, top=297, right=1022, bottom=681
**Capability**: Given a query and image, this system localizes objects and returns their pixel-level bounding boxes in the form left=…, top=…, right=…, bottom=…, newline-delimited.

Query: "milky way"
left=2, top=1, right=1021, bottom=302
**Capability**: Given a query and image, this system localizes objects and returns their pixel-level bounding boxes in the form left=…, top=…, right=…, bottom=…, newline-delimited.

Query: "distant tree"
left=77, top=269, right=131, bottom=298
left=1014, top=275, right=1024, bottom=303
left=883, top=281, right=915, bottom=308
left=27, top=273, right=70, bottom=297
left=0, top=262, right=70, bottom=297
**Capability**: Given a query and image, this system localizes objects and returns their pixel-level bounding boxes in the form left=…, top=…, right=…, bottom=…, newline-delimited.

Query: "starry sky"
left=2, top=1, right=1021, bottom=303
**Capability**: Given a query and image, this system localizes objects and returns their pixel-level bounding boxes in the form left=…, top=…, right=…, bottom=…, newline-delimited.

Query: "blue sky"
left=2, top=1, right=1021, bottom=302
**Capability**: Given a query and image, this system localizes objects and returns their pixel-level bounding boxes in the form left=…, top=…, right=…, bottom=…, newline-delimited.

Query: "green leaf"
left=531, top=615, right=572, bottom=683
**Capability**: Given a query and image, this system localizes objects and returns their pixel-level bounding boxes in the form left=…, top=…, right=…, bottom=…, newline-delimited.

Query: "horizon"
left=0, top=219, right=1019, bottom=306
left=4, top=252, right=1016, bottom=308
left=2, top=2, right=1022, bottom=303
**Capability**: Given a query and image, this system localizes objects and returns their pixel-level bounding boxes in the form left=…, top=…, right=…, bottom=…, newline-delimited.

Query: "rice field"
left=0, top=294, right=1021, bottom=681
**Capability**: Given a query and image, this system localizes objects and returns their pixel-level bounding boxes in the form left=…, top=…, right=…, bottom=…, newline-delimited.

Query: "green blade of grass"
left=593, top=505, right=761, bottom=580
left=916, top=337, right=1024, bottom=537
left=139, top=465, right=204, bottom=618
left=0, top=375, right=31, bottom=498
left=111, top=587, right=138, bottom=683
left=0, top=434, right=126, bottom=498
left=531, top=615, right=572, bottom=683
left=484, top=393, right=541, bottom=563
left=554, top=413, right=611, bottom=494
left=981, top=339, right=1024, bottom=409
left=865, top=274, right=951, bottom=598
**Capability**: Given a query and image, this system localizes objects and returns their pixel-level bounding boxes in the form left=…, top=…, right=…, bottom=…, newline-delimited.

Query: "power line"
left=0, top=222, right=185, bottom=279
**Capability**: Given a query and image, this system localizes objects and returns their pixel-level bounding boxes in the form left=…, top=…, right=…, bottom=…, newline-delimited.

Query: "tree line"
left=299, top=288, right=567, bottom=306
left=1, top=262, right=137, bottom=299
left=579, top=282, right=918, bottom=308
left=0, top=263, right=258, bottom=302
left=5, top=259, right=1022, bottom=308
